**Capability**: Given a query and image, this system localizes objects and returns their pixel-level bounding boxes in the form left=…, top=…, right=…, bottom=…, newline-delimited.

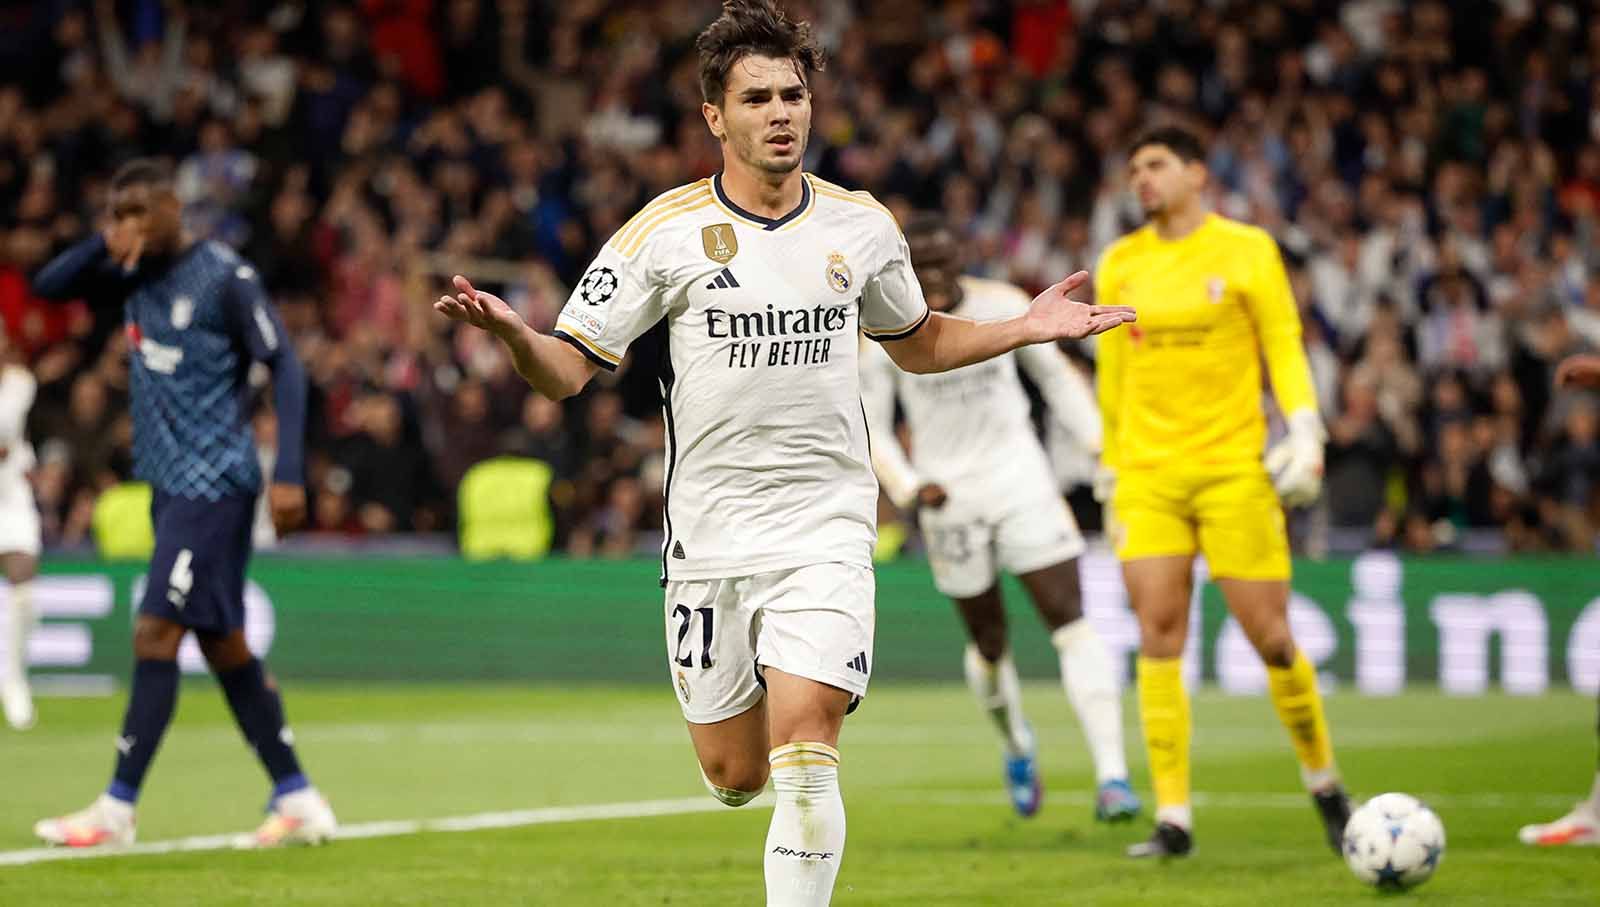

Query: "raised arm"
left=31, top=234, right=119, bottom=303
left=881, top=272, right=1135, bottom=375
left=435, top=275, right=599, bottom=400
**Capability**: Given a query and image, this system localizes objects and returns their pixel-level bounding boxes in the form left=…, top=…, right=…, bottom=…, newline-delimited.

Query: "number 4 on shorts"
left=167, top=548, right=194, bottom=609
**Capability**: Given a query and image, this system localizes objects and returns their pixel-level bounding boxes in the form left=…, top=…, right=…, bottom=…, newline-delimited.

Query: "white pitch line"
left=0, top=796, right=758, bottom=868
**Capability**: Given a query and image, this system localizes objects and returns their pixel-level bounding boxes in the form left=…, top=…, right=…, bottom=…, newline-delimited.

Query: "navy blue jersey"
left=33, top=236, right=307, bottom=500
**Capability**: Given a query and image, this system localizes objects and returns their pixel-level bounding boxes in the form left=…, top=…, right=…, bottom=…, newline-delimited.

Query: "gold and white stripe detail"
left=610, top=180, right=714, bottom=258
left=553, top=321, right=623, bottom=369
left=768, top=741, right=841, bottom=772
left=806, top=175, right=897, bottom=224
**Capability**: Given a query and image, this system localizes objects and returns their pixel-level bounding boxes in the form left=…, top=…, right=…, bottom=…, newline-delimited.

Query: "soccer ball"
left=1342, top=793, right=1446, bottom=890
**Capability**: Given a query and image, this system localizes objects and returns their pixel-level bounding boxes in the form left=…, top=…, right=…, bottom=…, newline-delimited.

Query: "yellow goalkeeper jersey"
left=1094, top=214, right=1317, bottom=472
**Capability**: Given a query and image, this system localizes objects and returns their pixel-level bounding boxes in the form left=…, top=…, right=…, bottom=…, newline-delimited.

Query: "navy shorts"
left=139, top=491, right=256, bottom=635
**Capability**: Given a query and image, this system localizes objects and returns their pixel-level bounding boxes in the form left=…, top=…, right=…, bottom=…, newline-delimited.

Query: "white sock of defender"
left=1051, top=618, right=1128, bottom=783
left=962, top=645, right=1033, bottom=757
left=4, top=580, right=32, bottom=687
left=765, top=743, right=845, bottom=907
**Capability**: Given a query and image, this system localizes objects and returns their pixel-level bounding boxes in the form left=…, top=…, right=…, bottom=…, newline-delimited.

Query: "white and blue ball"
left=1342, top=793, right=1446, bottom=890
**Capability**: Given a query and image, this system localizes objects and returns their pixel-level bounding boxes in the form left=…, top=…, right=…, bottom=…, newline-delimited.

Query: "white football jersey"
left=554, top=173, right=929, bottom=582
left=860, top=276, right=1100, bottom=510
left=0, top=365, right=36, bottom=484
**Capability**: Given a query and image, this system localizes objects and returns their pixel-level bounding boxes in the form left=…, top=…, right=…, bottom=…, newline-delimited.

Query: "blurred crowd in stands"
left=0, top=0, right=1597, bottom=555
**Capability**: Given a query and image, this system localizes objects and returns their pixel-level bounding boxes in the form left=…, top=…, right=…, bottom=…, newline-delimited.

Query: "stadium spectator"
left=2, top=0, right=1599, bottom=555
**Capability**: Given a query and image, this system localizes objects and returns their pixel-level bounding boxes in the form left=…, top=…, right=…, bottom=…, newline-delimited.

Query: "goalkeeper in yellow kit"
left=1095, top=128, right=1350, bottom=859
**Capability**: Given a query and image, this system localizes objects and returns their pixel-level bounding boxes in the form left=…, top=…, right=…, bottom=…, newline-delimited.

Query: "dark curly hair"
left=696, top=0, right=825, bottom=105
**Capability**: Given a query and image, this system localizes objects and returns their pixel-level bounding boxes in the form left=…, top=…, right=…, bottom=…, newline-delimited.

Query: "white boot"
left=237, top=786, right=338, bottom=848
left=35, top=794, right=136, bottom=848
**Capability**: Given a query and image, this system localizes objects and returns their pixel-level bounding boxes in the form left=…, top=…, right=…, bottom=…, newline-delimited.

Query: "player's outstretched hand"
left=916, top=483, right=949, bottom=509
left=1023, top=271, right=1135, bottom=342
left=269, top=482, right=307, bottom=535
left=1554, top=353, right=1600, bottom=389
left=434, top=275, right=526, bottom=340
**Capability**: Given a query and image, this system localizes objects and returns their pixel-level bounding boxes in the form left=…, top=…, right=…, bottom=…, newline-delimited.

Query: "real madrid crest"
left=826, top=252, right=852, bottom=294
left=702, top=224, right=738, bottom=264
left=676, top=671, right=692, bottom=704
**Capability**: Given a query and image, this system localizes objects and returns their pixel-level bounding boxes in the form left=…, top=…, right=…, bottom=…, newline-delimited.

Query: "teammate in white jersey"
left=434, top=2, right=1134, bottom=903
left=861, top=213, right=1139, bottom=823
left=0, top=337, right=41, bottom=731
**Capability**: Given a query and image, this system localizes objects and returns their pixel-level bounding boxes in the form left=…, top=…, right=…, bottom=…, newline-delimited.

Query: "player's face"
left=108, top=183, right=182, bottom=252
left=1128, top=145, right=1205, bottom=218
left=705, top=54, right=811, bottom=176
left=908, top=227, right=964, bottom=312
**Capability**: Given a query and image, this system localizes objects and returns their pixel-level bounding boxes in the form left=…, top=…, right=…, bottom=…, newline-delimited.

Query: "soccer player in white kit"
left=0, top=340, right=41, bottom=731
left=434, top=2, right=1135, bottom=903
left=861, top=213, right=1139, bottom=824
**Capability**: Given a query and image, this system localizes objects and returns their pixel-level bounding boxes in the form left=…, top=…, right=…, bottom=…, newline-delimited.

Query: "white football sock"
left=1052, top=618, right=1128, bottom=783
left=1587, top=770, right=1600, bottom=814
left=1156, top=803, right=1193, bottom=830
left=764, top=743, right=844, bottom=907
left=4, top=581, right=32, bottom=687
left=962, top=645, right=1032, bottom=757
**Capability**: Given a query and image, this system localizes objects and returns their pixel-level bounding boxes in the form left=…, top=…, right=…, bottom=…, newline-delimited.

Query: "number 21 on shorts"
left=671, top=604, right=714, bottom=669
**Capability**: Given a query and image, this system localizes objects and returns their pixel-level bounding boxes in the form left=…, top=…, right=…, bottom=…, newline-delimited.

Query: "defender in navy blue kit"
left=29, top=159, right=337, bottom=849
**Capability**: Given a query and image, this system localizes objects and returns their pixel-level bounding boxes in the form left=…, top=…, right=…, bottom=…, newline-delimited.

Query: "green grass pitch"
left=2, top=685, right=1595, bottom=905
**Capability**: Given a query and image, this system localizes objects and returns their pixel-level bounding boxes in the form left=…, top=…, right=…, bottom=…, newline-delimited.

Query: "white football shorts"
left=919, top=491, right=1086, bottom=599
left=0, top=479, right=41, bottom=557
left=663, top=561, right=874, bottom=724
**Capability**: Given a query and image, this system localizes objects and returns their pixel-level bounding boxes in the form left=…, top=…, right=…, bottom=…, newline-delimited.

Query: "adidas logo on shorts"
left=845, top=652, right=869, bottom=674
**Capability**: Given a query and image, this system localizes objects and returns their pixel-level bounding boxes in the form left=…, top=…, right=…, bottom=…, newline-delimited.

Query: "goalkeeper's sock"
left=765, top=743, right=844, bottom=907
left=963, top=645, right=1033, bottom=757
left=1267, top=651, right=1338, bottom=792
left=1052, top=619, right=1128, bottom=783
left=1137, top=655, right=1192, bottom=828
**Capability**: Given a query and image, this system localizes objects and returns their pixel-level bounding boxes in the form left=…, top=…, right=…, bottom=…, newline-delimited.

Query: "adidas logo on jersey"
left=845, top=652, right=869, bottom=674
left=704, top=268, right=741, bottom=290
left=672, top=541, right=686, bottom=560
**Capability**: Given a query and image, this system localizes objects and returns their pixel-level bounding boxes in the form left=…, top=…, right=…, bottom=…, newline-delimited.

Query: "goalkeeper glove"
left=1265, top=409, right=1326, bottom=507
left=1092, top=465, right=1116, bottom=503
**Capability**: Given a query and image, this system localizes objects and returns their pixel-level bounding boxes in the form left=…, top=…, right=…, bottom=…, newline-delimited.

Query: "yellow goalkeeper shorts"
left=1110, top=465, right=1291, bottom=581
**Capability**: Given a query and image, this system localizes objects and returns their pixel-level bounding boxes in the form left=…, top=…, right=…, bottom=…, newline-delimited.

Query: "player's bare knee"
left=1020, top=562, right=1084, bottom=629
left=1137, top=610, right=1188, bottom=658
left=1255, top=630, right=1296, bottom=669
left=970, top=623, right=1008, bottom=663
left=197, top=631, right=252, bottom=672
left=132, top=617, right=183, bottom=660
left=701, top=757, right=768, bottom=803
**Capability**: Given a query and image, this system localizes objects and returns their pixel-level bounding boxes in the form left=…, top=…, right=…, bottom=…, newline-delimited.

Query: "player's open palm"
left=1024, top=271, right=1136, bottom=341
left=435, top=275, right=525, bottom=340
